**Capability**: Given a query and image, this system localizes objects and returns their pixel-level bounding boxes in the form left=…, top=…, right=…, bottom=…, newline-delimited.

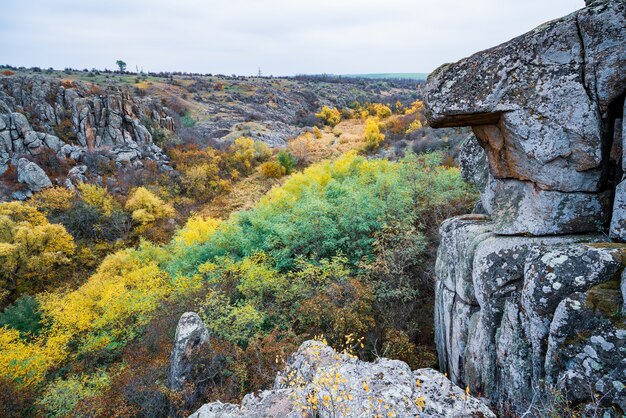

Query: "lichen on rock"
left=426, top=0, right=626, bottom=415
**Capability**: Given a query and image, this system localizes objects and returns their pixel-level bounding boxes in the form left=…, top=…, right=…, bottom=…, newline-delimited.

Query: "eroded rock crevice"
left=426, top=0, right=625, bottom=415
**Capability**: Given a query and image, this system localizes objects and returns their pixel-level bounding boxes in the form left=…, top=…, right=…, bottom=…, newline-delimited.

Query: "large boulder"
left=16, top=158, right=52, bottom=192
left=425, top=1, right=624, bottom=192
left=424, top=0, right=625, bottom=236
left=189, top=340, right=495, bottom=418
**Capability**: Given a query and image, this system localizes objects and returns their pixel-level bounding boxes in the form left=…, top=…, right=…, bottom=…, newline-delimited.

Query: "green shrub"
left=180, top=111, right=196, bottom=128
left=0, top=296, right=43, bottom=340
left=276, top=150, right=298, bottom=174
left=37, top=372, right=110, bottom=418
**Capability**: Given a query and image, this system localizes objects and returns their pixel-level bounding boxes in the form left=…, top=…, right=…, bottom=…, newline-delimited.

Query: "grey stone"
left=168, top=312, right=210, bottom=392
left=522, top=244, right=625, bottom=384
left=42, top=134, right=64, bottom=152
left=424, top=1, right=625, bottom=194
left=16, top=158, right=52, bottom=192
left=23, top=131, right=42, bottom=149
left=436, top=214, right=493, bottom=304
left=190, top=340, right=496, bottom=418
left=545, top=292, right=625, bottom=410
left=11, top=189, right=32, bottom=201
left=484, top=177, right=610, bottom=235
left=622, top=270, right=626, bottom=315
left=0, top=74, right=173, bottom=198
left=433, top=214, right=624, bottom=414
left=610, top=180, right=626, bottom=241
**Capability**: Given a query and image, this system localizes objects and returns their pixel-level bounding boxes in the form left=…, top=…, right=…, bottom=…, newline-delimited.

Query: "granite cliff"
left=425, top=0, right=625, bottom=415
left=0, top=75, right=173, bottom=198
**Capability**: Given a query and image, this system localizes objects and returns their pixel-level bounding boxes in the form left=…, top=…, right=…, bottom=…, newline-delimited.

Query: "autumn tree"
left=315, top=106, right=341, bottom=127
left=125, top=187, right=175, bottom=227
left=0, top=202, right=75, bottom=305
left=226, top=137, right=271, bottom=176
left=363, top=118, right=385, bottom=152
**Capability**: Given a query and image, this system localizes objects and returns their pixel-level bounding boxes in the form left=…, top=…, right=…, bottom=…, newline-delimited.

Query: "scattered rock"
left=0, top=75, right=174, bottom=198
left=11, top=189, right=32, bottom=201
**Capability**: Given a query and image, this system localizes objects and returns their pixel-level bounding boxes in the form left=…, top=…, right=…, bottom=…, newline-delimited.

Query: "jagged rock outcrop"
left=427, top=1, right=625, bottom=415
left=425, top=0, right=625, bottom=235
left=189, top=340, right=495, bottom=418
left=0, top=74, right=173, bottom=195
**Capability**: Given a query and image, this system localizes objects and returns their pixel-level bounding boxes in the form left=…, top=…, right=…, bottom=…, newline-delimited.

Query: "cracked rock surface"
left=189, top=340, right=495, bottom=418
left=425, top=0, right=625, bottom=235
left=427, top=0, right=625, bottom=415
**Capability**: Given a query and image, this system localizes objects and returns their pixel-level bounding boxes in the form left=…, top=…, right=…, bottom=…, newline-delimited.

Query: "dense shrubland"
left=0, top=92, right=477, bottom=416
left=0, top=148, right=475, bottom=416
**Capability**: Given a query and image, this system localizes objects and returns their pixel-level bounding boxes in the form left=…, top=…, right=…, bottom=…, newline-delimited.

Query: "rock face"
left=16, top=158, right=51, bottom=191
left=169, top=312, right=210, bottom=392
left=0, top=75, right=173, bottom=195
left=425, top=0, right=625, bottom=235
left=190, top=340, right=495, bottom=418
left=427, top=1, right=626, bottom=415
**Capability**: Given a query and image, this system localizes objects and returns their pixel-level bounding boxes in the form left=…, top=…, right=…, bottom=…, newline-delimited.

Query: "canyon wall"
left=0, top=75, right=173, bottom=197
left=425, top=0, right=625, bottom=415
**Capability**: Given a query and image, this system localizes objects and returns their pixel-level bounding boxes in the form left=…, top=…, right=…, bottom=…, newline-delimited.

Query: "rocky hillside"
left=0, top=70, right=426, bottom=200
left=426, top=0, right=625, bottom=415
left=171, top=313, right=495, bottom=418
left=0, top=75, right=175, bottom=199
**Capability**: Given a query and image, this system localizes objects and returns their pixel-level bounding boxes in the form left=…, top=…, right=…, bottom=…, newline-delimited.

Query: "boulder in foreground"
left=189, top=340, right=495, bottom=418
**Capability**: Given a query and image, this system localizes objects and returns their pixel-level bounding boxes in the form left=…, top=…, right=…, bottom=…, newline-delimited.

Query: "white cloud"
left=0, top=0, right=585, bottom=75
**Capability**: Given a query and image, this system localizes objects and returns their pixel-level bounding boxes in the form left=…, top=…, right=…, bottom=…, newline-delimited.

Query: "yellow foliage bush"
left=0, top=202, right=75, bottom=298
left=77, top=183, right=114, bottom=216
left=173, top=216, right=221, bottom=247
left=0, top=327, right=70, bottom=388
left=0, top=243, right=176, bottom=390
left=315, top=106, right=341, bottom=127
left=125, top=187, right=175, bottom=226
left=362, top=118, right=385, bottom=152
left=0, top=202, right=47, bottom=226
left=404, top=100, right=425, bottom=115
left=180, top=163, right=230, bottom=200
left=40, top=248, right=172, bottom=343
left=406, top=118, right=423, bottom=134
left=312, top=126, right=323, bottom=139
left=30, top=187, right=74, bottom=214
left=259, top=161, right=284, bottom=179
left=370, top=103, right=392, bottom=119
left=228, top=137, right=272, bottom=176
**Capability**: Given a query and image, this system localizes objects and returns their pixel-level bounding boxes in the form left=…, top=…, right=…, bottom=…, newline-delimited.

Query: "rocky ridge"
left=426, top=0, right=625, bottom=415
left=0, top=75, right=173, bottom=197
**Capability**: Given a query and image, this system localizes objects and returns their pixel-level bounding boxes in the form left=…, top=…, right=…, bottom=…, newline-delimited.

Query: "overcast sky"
left=1, top=0, right=585, bottom=76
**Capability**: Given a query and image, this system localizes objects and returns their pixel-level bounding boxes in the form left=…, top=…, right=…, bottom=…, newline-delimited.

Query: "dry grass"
left=198, top=173, right=282, bottom=220
left=288, top=119, right=367, bottom=165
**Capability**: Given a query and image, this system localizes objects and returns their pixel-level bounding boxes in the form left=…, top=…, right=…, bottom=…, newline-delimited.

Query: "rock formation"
left=169, top=312, right=211, bottom=392
left=426, top=0, right=625, bottom=415
left=16, top=157, right=52, bottom=192
left=0, top=75, right=173, bottom=196
left=189, top=340, right=495, bottom=418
